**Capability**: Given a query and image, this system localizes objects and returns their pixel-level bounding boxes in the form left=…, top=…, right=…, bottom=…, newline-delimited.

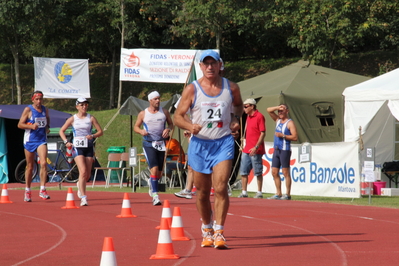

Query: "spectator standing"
left=17, top=91, right=51, bottom=202
left=134, top=91, right=174, bottom=206
left=238, top=98, right=266, bottom=198
left=174, top=50, right=243, bottom=249
left=266, top=104, right=298, bottom=200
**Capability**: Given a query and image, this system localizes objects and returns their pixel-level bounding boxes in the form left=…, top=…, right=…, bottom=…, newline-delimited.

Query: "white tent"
left=343, top=68, right=399, bottom=164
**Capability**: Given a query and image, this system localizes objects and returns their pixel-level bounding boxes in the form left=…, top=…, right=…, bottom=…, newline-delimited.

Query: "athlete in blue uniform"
left=267, top=104, right=298, bottom=200
left=134, top=91, right=174, bottom=206
left=17, top=91, right=51, bottom=202
left=59, top=97, right=103, bottom=206
left=174, top=50, right=243, bottom=249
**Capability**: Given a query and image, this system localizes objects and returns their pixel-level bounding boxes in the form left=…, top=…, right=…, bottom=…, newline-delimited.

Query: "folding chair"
left=168, top=154, right=187, bottom=189
left=120, top=152, right=133, bottom=188
left=92, top=153, right=122, bottom=188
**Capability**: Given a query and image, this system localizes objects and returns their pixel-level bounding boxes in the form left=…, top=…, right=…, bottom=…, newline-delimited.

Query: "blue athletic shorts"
left=142, top=141, right=165, bottom=171
left=24, top=142, right=47, bottom=153
left=271, top=149, right=292, bottom=169
left=239, top=153, right=263, bottom=176
left=188, top=134, right=234, bottom=174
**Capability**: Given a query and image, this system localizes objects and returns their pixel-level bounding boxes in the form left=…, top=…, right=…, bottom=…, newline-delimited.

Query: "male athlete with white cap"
left=134, top=91, right=174, bottom=205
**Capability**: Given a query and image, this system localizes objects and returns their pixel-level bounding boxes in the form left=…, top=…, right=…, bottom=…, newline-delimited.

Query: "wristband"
left=63, top=139, right=68, bottom=144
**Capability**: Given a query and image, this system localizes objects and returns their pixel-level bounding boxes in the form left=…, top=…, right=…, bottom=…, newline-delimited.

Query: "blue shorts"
left=188, top=135, right=234, bottom=174
left=272, top=149, right=292, bottom=169
left=239, top=153, right=263, bottom=176
left=142, top=141, right=165, bottom=171
left=24, top=142, right=47, bottom=153
left=74, top=146, right=94, bottom=157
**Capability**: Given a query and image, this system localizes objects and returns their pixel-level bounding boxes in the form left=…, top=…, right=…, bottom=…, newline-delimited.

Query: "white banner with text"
left=120, top=48, right=207, bottom=83
left=247, top=141, right=360, bottom=198
left=34, top=57, right=90, bottom=99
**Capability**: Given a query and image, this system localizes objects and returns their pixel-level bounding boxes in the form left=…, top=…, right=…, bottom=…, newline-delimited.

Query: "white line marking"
left=0, top=211, right=67, bottom=266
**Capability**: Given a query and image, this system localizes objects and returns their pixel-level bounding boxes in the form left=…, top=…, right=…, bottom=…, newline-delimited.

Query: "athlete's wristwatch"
left=282, top=134, right=286, bottom=139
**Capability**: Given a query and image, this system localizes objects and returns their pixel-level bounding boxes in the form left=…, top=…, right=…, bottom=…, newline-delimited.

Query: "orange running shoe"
left=213, top=230, right=228, bottom=249
left=201, top=228, right=214, bottom=247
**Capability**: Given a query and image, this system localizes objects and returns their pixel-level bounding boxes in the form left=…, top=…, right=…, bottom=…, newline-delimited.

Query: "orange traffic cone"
left=100, top=237, right=117, bottom=266
left=150, top=217, right=180, bottom=260
left=0, top=184, right=13, bottom=204
left=61, top=187, right=79, bottom=209
left=171, top=207, right=190, bottom=241
left=155, top=199, right=172, bottom=229
left=116, top=193, right=137, bottom=218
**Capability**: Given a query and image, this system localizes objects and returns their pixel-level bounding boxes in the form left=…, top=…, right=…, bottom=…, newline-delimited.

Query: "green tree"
left=269, top=0, right=368, bottom=67
left=0, top=1, right=45, bottom=104
left=171, top=0, right=252, bottom=51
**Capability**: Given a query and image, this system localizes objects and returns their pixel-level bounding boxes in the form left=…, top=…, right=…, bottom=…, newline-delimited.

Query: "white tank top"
left=190, top=78, right=233, bottom=140
left=72, top=114, right=92, bottom=137
left=143, top=108, right=166, bottom=141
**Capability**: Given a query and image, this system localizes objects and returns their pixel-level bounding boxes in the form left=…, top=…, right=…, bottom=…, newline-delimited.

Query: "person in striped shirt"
left=266, top=104, right=298, bottom=200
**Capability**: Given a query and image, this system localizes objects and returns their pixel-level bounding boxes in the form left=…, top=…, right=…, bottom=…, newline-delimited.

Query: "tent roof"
left=343, top=67, right=399, bottom=101
left=238, top=60, right=370, bottom=143
left=119, top=94, right=181, bottom=116
left=240, top=60, right=369, bottom=100
left=0, top=105, right=72, bottom=128
left=343, top=67, right=399, bottom=142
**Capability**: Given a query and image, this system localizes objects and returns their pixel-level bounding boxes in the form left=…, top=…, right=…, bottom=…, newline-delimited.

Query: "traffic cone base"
left=0, top=184, right=12, bottom=204
left=100, top=237, right=117, bottom=266
left=171, top=207, right=190, bottom=241
left=155, top=199, right=172, bottom=229
left=61, top=187, right=79, bottom=209
left=150, top=215, right=179, bottom=260
left=116, top=193, right=137, bottom=218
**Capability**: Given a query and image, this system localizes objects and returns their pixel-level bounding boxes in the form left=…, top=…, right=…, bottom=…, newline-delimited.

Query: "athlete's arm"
left=133, top=111, right=148, bottom=136
left=90, top=116, right=103, bottom=139
left=286, top=120, right=298, bottom=141
left=162, top=108, right=174, bottom=138
left=17, top=107, right=36, bottom=130
left=174, top=83, right=202, bottom=135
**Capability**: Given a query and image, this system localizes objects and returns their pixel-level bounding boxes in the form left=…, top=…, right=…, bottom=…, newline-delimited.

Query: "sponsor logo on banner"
left=119, top=48, right=209, bottom=83
left=246, top=142, right=360, bottom=198
left=54, top=61, right=73, bottom=84
left=34, top=57, right=90, bottom=99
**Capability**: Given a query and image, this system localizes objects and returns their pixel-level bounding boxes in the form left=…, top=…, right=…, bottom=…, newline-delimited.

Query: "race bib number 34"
left=200, top=101, right=227, bottom=121
left=74, top=136, right=88, bottom=148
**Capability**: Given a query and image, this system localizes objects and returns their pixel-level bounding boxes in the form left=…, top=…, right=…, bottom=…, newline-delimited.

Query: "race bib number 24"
left=200, top=101, right=227, bottom=121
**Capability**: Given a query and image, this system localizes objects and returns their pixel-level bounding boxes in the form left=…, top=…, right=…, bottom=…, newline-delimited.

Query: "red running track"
left=1, top=186, right=399, bottom=266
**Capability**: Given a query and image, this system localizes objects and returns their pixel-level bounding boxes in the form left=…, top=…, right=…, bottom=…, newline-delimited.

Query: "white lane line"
left=227, top=212, right=348, bottom=266
left=0, top=211, right=67, bottom=266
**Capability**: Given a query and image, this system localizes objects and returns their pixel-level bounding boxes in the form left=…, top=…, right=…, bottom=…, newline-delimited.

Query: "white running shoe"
left=80, top=197, right=88, bottom=206
left=152, top=195, right=161, bottom=206
left=174, top=189, right=193, bottom=199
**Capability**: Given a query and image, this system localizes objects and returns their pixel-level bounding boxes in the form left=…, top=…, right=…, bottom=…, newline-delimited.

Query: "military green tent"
left=238, top=60, right=370, bottom=143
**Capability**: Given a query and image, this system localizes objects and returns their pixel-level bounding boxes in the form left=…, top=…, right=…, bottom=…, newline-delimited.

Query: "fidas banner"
left=120, top=48, right=206, bottom=83
left=34, top=57, right=90, bottom=99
